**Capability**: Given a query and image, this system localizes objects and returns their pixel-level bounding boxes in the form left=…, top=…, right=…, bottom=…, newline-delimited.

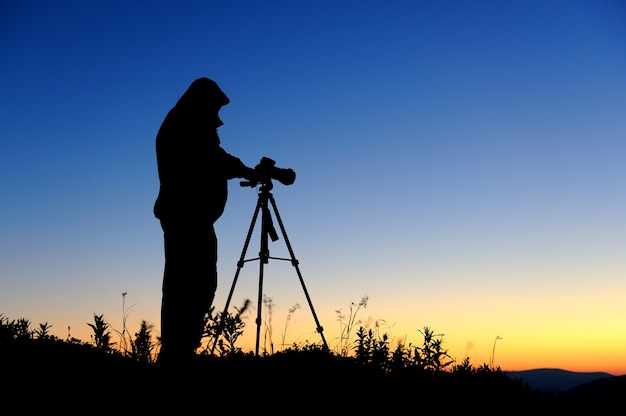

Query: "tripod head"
left=240, top=179, right=273, bottom=190
left=240, top=176, right=279, bottom=243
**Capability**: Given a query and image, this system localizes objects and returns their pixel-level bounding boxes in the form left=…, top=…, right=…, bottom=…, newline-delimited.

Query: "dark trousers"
left=158, top=217, right=217, bottom=364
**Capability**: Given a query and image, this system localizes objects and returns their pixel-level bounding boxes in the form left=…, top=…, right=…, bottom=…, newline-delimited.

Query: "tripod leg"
left=255, top=202, right=274, bottom=355
left=255, top=254, right=265, bottom=355
left=268, top=194, right=329, bottom=351
left=210, top=199, right=262, bottom=355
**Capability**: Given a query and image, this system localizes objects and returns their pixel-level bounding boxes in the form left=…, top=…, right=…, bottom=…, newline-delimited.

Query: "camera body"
left=254, top=157, right=296, bottom=186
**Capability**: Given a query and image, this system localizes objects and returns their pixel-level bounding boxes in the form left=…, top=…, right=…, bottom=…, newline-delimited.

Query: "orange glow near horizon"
left=48, top=306, right=626, bottom=377
left=10, top=267, right=626, bottom=377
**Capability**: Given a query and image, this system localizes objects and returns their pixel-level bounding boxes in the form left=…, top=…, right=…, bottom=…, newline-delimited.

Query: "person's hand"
left=243, top=167, right=259, bottom=185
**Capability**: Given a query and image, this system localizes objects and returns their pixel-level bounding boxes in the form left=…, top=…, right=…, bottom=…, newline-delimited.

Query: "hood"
left=175, top=77, right=230, bottom=110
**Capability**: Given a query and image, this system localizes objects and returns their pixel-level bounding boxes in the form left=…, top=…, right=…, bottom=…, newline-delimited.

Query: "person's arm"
left=216, top=147, right=257, bottom=181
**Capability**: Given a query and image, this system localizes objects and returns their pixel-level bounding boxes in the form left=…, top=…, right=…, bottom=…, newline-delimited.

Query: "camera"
left=255, top=157, right=296, bottom=185
left=246, top=157, right=295, bottom=187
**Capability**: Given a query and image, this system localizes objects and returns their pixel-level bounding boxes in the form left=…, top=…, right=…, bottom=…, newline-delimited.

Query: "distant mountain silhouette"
left=561, top=373, right=626, bottom=399
left=505, top=368, right=615, bottom=393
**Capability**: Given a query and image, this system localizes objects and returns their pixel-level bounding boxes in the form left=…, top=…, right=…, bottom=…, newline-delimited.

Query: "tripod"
left=211, top=179, right=328, bottom=355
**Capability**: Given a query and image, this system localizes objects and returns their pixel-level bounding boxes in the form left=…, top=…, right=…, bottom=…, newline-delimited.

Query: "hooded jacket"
left=153, top=78, right=249, bottom=222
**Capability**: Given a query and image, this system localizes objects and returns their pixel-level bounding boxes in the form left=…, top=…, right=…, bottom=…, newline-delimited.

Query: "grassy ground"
left=2, top=337, right=595, bottom=413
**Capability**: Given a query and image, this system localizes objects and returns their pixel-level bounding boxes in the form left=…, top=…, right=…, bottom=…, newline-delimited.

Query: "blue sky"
left=2, top=1, right=626, bottom=373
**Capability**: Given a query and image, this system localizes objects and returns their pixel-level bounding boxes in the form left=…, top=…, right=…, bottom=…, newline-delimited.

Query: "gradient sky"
left=2, top=1, right=625, bottom=374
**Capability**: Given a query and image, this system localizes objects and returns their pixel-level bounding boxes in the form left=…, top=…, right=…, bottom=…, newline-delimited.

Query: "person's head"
left=175, top=77, right=230, bottom=128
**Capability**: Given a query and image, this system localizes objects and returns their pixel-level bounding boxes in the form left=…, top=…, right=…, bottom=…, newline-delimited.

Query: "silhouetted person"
left=154, top=77, right=257, bottom=367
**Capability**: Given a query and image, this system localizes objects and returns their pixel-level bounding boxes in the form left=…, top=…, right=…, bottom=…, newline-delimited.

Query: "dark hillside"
left=0, top=337, right=541, bottom=411
left=2, top=337, right=622, bottom=412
